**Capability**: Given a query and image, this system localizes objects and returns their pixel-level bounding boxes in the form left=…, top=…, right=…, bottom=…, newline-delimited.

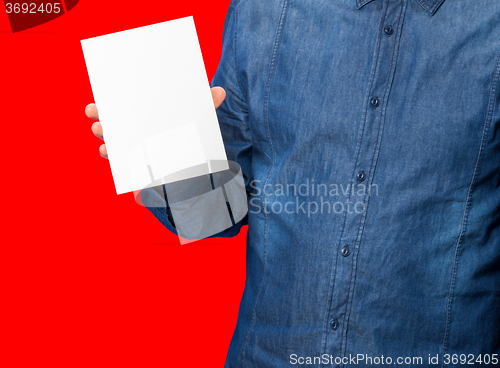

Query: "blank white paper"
left=81, top=16, right=228, bottom=195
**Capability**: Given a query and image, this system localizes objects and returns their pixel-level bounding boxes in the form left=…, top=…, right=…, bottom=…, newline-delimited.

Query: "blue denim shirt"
left=142, top=0, right=500, bottom=366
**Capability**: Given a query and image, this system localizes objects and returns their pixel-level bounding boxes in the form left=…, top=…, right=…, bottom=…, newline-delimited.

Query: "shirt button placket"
left=323, top=0, right=409, bottom=362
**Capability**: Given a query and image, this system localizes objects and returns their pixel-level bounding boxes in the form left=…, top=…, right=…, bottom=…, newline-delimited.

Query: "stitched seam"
left=418, top=0, right=445, bottom=15
left=339, top=1, right=407, bottom=363
left=320, top=233, right=341, bottom=363
left=440, top=52, right=500, bottom=367
left=240, top=1, right=289, bottom=366
left=418, top=0, right=432, bottom=12
left=234, top=1, right=249, bottom=103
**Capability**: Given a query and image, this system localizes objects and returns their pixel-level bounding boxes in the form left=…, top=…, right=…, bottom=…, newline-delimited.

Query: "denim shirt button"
left=370, top=97, right=380, bottom=108
left=356, top=170, right=366, bottom=182
left=330, top=319, right=340, bottom=330
left=384, top=25, right=394, bottom=36
left=341, top=245, right=350, bottom=257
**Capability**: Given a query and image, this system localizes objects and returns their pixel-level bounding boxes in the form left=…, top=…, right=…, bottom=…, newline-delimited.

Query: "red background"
left=0, top=1, right=247, bottom=367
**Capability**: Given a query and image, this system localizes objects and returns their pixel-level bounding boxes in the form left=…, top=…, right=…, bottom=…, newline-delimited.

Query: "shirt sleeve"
left=141, top=0, right=252, bottom=239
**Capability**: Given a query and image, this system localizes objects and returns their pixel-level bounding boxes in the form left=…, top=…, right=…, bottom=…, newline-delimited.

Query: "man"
left=87, top=0, right=500, bottom=366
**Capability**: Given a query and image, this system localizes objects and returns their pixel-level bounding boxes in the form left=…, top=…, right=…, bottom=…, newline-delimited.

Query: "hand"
left=86, top=86, right=227, bottom=159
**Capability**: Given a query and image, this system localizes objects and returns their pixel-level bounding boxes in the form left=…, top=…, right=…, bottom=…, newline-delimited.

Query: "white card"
left=81, top=16, right=228, bottom=195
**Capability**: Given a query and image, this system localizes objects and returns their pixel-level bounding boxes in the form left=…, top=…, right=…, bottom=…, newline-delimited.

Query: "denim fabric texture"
left=142, top=0, right=500, bottom=366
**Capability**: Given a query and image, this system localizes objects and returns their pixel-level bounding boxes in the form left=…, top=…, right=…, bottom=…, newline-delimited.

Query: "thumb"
left=211, top=86, right=226, bottom=109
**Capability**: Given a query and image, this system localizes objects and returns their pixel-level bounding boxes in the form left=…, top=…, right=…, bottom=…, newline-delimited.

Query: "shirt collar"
left=356, top=0, right=446, bottom=16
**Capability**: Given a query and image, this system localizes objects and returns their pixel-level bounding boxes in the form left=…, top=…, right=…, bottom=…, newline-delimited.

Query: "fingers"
left=91, top=121, right=104, bottom=140
left=87, top=103, right=106, bottom=158
left=85, top=103, right=99, bottom=120
left=211, top=87, right=226, bottom=109
left=99, top=144, right=108, bottom=159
